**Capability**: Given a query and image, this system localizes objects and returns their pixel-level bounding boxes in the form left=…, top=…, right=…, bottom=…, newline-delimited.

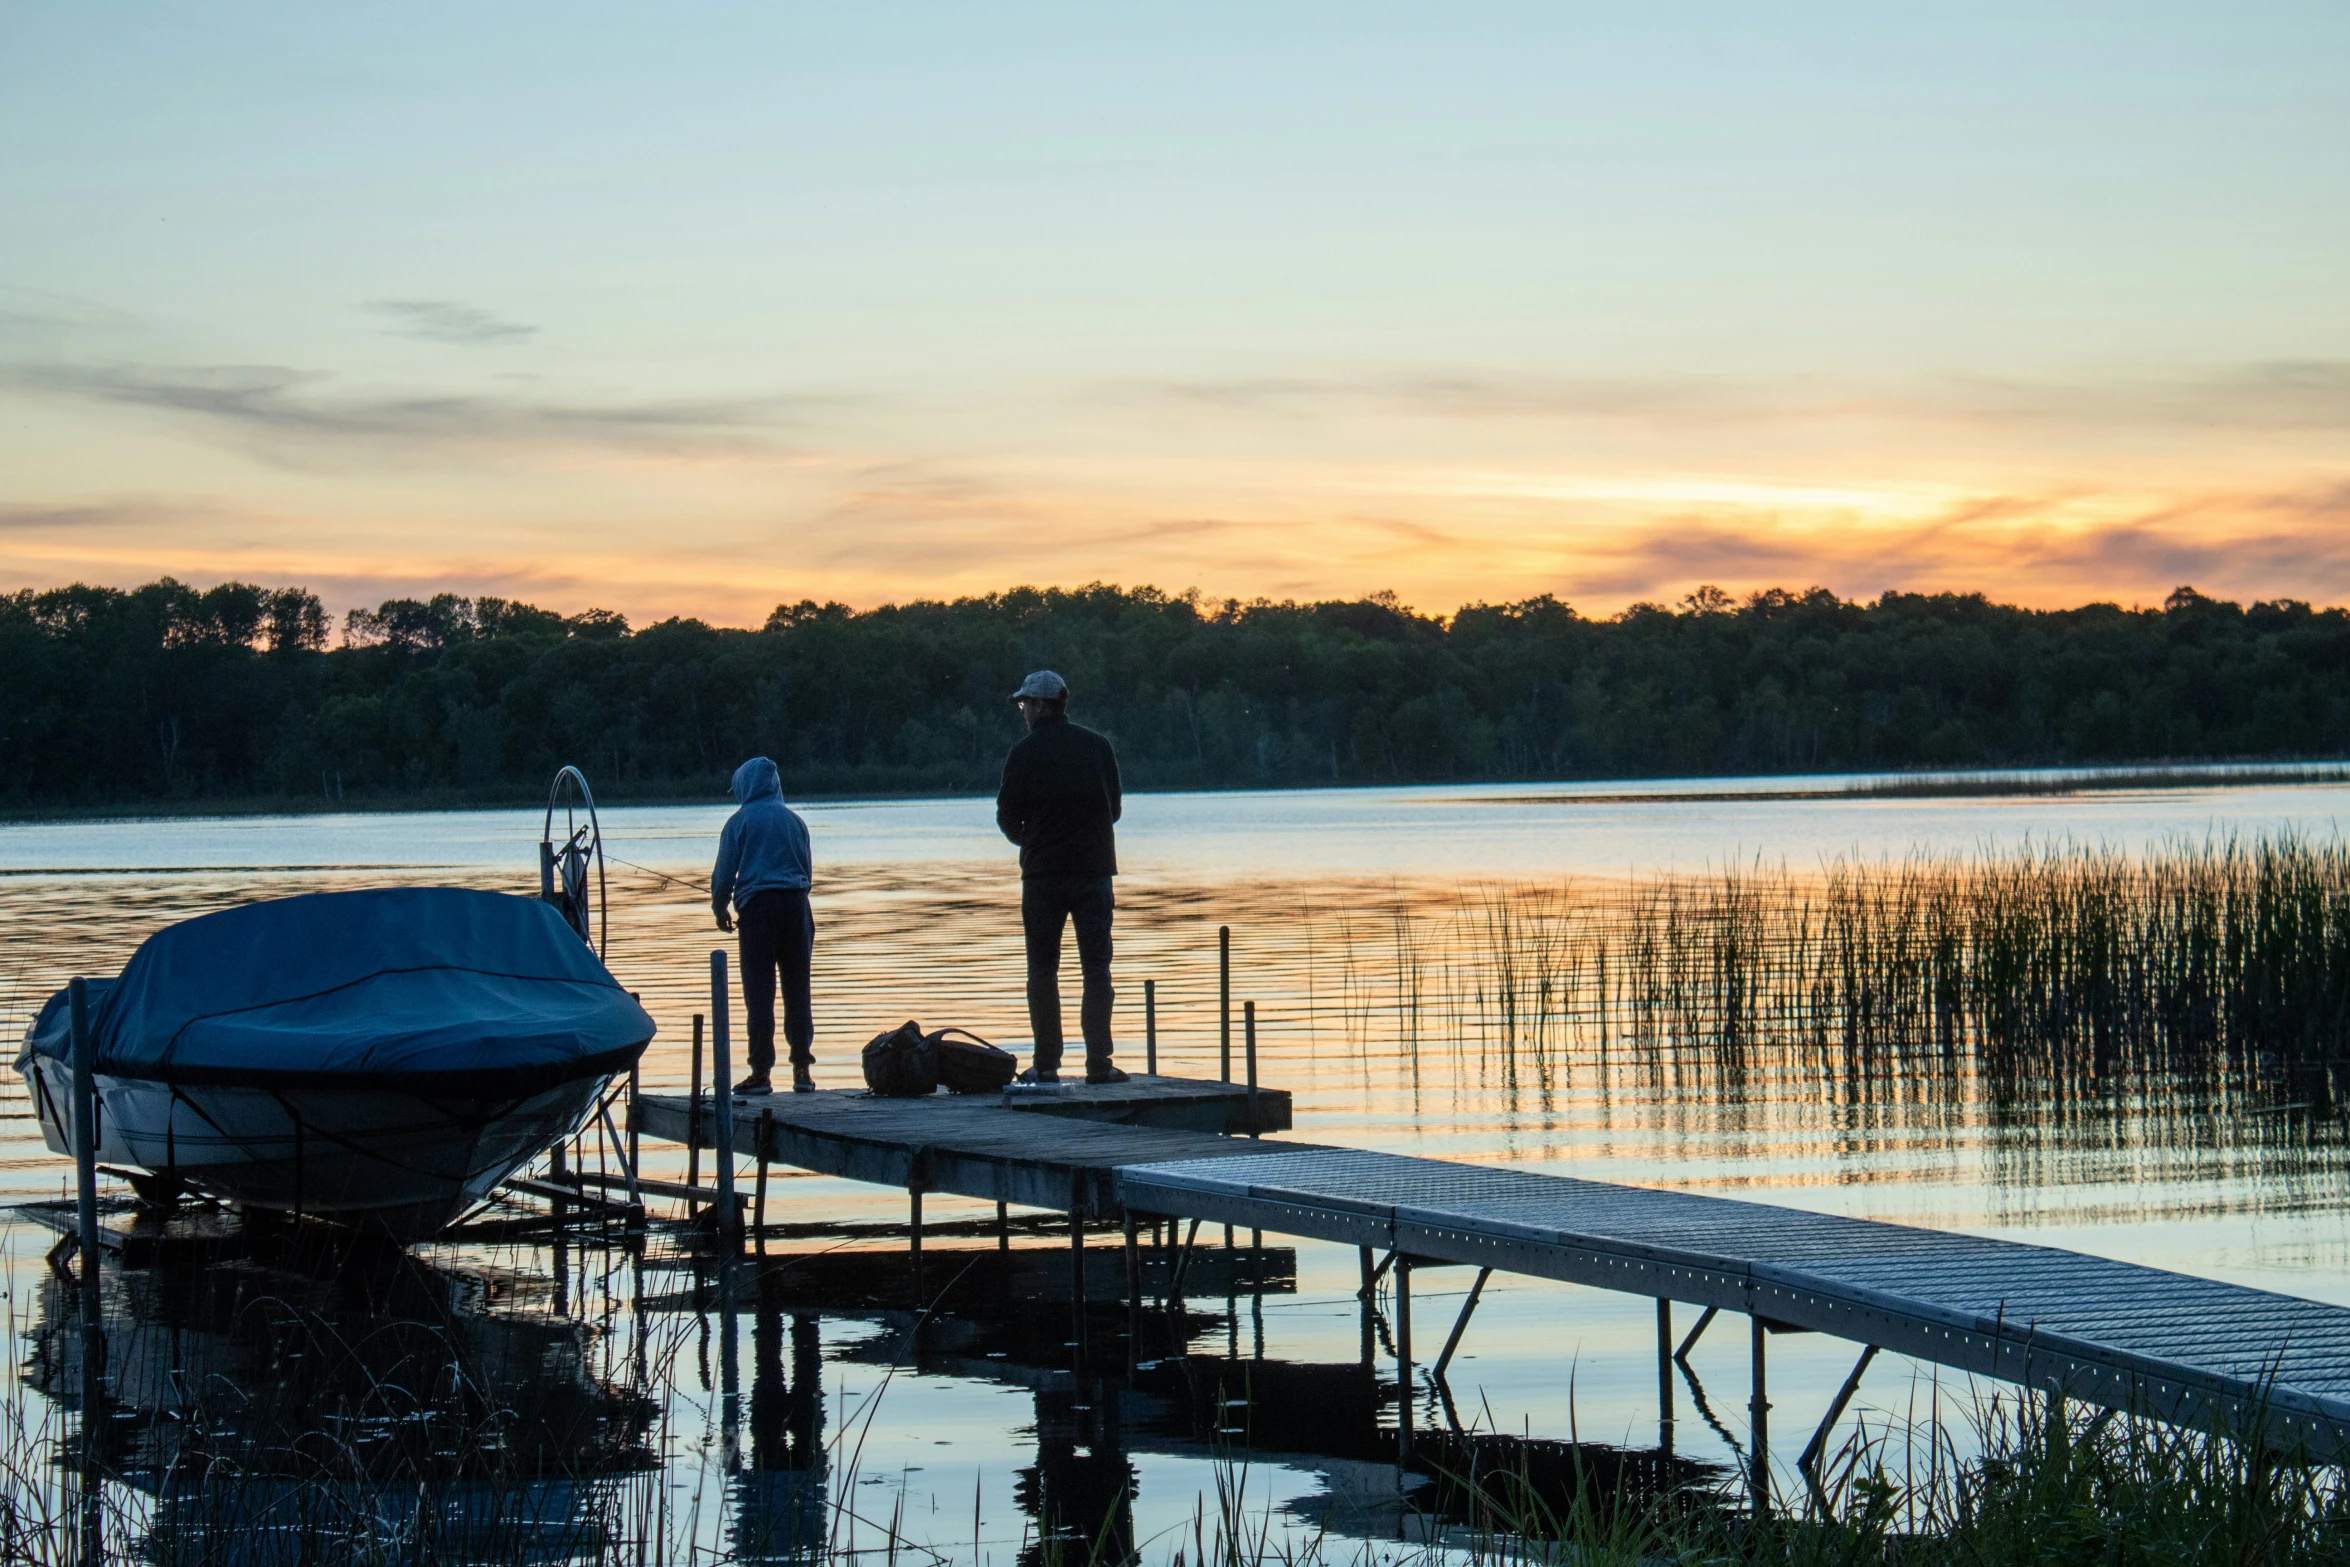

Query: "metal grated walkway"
left=1119, top=1147, right=2350, bottom=1460
left=631, top=1081, right=2350, bottom=1467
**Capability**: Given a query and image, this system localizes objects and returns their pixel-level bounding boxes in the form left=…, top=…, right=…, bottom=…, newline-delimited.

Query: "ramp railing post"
left=1144, top=979, right=1156, bottom=1076
left=1243, top=1000, right=1259, bottom=1132
left=68, top=978, right=105, bottom=1479
left=1750, top=1316, right=1771, bottom=1518
left=710, top=953, right=737, bottom=1245
left=1218, top=925, right=1231, bottom=1082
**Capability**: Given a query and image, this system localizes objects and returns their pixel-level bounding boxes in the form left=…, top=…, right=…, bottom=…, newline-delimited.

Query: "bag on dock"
left=927, top=1027, right=1016, bottom=1094
left=862, top=1020, right=938, bottom=1097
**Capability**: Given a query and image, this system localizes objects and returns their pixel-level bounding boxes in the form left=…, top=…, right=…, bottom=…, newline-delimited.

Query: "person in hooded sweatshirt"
left=711, top=756, right=815, bottom=1094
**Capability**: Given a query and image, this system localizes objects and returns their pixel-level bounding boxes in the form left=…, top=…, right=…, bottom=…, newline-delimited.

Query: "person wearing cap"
left=996, top=670, right=1129, bottom=1084
left=711, top=755, right=817, bottom=1095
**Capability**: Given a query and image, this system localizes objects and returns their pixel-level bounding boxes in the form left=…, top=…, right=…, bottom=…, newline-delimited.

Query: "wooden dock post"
left=68, top=978, right=104, bottom=1474
left=710, top=955, right=737, bottom=1245
left=1750, top=1316, right=1771, bottom=1518
left=1144, top=979, right=1156, bottom=1075
left=996, top=1199, right=1010, bottom=1251
left=688, top=1013, right=705, bottom=1190
left=1218, top=926, right=1232, bottom=1082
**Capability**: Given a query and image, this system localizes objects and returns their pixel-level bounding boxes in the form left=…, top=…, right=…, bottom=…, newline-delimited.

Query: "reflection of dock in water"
left=24, top=1216, right=657, bottom=1565
left=654, top=1238, right=1720, bottom=1557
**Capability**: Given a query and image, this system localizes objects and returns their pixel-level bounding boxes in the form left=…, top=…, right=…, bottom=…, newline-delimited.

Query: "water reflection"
left=26, top=1215, right=656, bottom=1564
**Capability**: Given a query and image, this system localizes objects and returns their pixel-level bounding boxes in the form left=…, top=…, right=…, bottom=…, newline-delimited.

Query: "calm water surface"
left=3, top=773, right=2346, bottom=1561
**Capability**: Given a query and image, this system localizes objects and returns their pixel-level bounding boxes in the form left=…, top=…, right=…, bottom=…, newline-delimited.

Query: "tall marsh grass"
left=1348, top=835, right=2350, bottom=1098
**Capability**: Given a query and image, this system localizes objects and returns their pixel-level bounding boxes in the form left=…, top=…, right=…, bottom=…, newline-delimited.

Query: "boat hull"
left=21, top=1055, right=609, bottom=1237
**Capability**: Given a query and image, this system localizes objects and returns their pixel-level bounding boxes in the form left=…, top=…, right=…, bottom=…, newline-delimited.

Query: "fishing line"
left=603, top=853, right=708, bottom=898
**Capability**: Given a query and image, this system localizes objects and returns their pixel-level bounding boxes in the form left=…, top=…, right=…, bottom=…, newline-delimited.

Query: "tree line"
left=2, top=576, right=2344, bottom=809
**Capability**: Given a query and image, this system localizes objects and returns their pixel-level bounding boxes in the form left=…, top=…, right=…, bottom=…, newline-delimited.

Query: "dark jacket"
left=995, top=715, right=1122, bottom=879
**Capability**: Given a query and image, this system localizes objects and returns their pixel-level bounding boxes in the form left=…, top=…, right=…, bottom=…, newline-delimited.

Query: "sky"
left=2, top=4, right=2345, bottom=626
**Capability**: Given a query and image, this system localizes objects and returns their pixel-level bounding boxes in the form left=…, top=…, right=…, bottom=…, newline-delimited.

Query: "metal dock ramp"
left=631, top=1081, right=2350, bottom=1486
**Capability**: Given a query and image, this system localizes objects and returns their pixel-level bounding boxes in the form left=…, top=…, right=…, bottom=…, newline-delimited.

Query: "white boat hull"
left=21, top=1055, right=610, bottom=1237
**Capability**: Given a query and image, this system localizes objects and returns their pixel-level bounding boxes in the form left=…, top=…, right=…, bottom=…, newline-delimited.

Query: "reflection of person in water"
left=1015, top=1373, right=1135, bottom=1566
left=737, top=1304, right=826, bottom=1564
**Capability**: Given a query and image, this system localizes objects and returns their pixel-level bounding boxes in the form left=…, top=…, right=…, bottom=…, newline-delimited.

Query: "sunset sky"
left=3, top=4, right=2345, bottom=626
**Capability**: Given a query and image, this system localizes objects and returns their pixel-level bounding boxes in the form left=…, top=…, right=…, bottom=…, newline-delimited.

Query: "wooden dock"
left=632, top=1076, right=1301, bottom=1215
left=630, top=1077, right=2350, bottom=1471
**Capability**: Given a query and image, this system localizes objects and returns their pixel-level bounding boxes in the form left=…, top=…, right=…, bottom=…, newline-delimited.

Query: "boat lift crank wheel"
left=541, top=766, right=608, bottom=957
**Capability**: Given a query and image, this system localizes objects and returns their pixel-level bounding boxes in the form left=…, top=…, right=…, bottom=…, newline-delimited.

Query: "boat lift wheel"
left=541, top=766, right=609, bottom=957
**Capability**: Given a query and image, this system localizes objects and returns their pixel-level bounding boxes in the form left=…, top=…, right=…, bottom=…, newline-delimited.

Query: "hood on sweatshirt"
left=730, top=756, right=784, bottom=805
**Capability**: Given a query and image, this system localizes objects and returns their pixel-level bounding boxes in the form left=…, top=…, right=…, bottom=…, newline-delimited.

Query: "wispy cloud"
left=365, top=298, right=538, bottom=346
left=0, top=357, right=825, bottom=466
left=1138, top=361, right=2350, bottom=435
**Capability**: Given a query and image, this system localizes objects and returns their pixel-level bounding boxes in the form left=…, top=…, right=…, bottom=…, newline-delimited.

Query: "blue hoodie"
left=711, top=757, right=812, bottom=912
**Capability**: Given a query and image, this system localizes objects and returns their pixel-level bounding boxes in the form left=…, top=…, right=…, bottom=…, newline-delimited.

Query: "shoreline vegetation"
left=5, top=577, right=2348, bottom=816
left=1, top=757, right=2347, bottom=826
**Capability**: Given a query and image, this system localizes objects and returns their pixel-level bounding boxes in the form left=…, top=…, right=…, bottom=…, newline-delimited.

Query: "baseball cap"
left=1011, top=670, right=1069, bottom=701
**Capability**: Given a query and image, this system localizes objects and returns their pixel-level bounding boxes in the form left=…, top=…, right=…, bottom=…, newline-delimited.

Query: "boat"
left=15, top=879, right=654, bottom=1238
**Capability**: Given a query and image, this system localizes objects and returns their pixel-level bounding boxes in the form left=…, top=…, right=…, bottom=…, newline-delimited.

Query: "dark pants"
left=1022, top=875, right=1114, bottom=1073
left=738, top=888, right=814, bottom=1073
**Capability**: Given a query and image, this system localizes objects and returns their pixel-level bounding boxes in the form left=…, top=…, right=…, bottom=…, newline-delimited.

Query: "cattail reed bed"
left=1316, top=835, right=2350, bottom=1103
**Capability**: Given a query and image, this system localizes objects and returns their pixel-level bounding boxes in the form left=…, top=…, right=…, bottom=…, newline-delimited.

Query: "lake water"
left=3, top=770, right=2346, bottom=1562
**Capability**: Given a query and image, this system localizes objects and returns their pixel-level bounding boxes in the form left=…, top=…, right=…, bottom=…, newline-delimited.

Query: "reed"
left=1345, top=834, right=2350, bottom=1097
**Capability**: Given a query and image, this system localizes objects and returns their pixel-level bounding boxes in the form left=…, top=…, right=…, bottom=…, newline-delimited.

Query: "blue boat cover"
left=23, top=888, right=654, bottom=1085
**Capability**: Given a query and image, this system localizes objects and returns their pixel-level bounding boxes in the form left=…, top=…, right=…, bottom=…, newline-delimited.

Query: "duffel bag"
left=928, top=1027, right=1017, bottom=1094
left=861, top=1020, right=938, bottom=1097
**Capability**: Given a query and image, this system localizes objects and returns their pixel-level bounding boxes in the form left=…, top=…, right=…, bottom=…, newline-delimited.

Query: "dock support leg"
left=1395, top=1257, right=1414, bottom=1470
left=1144, top=978, right=1157, bottom=1076
left=1750, top=1316, right=1771, bottom=1518
left=1069, top=1198, right=1086, bottom=1362
left=753, top=1112, right=772, bottom=1254
left=996, top=1199, right=1009, bottom=1251
left=1800, top=1344, right=1878, bottom=1504
left=1359, top=1249, right=1376, bottom=1368
left=1356, top=1247, right=1396, bottom=1300
left=909, top=1188, right=924, bottom=1297
left=626, top=1059, right=641, bottom=1214
left=1658, top=1299, right=1676, bottom=1455
left=688, top=1013, right=704, bottom=1191
left=1166, top=1217, right=1202, bottom=1311
left=1123, top=1211, right=1142, bottom=1356
left=1675, top=1304, right=1718, bottom=1366
left=1432, top=1267, right=1490, bottom=1381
